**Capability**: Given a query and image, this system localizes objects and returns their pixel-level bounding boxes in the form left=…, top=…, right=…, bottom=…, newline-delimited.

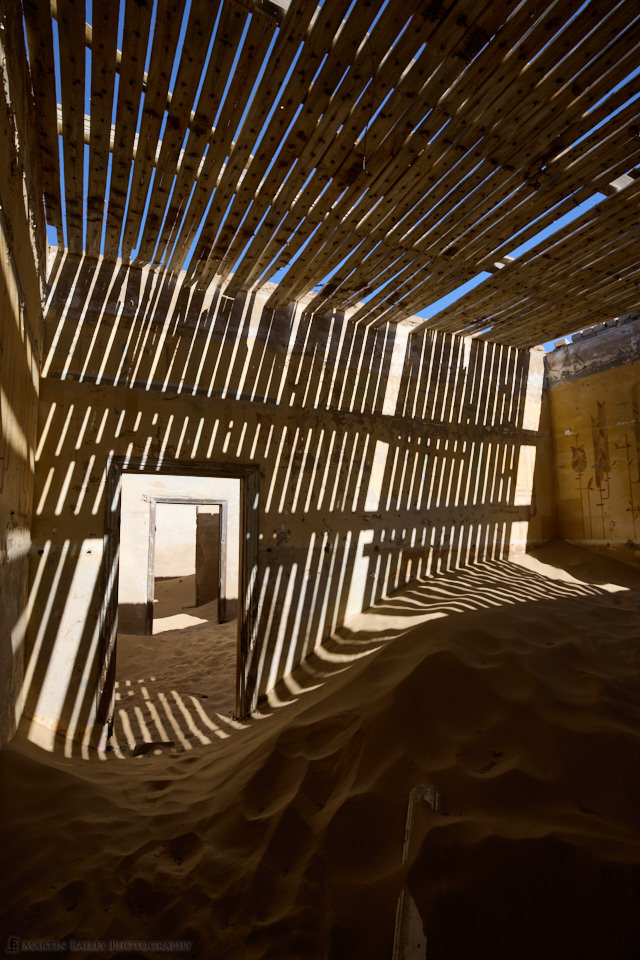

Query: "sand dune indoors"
left=1, top=542, right=639, bottom=959
left=3, top=4, right=640, bottom=957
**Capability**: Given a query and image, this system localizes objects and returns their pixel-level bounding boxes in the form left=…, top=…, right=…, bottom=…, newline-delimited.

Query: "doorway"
left=98, top=458, right=259, bottom=750
left=148, top=498, right=230, bottom=633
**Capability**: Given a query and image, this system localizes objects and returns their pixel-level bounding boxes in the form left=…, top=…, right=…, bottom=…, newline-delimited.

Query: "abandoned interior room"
left=1, top=0, right=639, bottom=956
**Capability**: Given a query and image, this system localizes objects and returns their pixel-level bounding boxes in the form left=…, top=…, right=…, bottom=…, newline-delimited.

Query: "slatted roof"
left=21, top=0, right=640, bottom=346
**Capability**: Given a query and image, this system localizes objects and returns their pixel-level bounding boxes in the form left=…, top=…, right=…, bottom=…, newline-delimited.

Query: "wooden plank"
left=167, top=8, right=276, bottom=272
left=336, top=154, right=509, bottom=292
left=451, top=0, right=602, bottom=141
left=248, top=73, right=457, bottom=297
left=415, top=185, right=640, bottom=339
left=441, top=102, right=640, bottom=268
left=213, top=0, right=388, bottom=290
left=1, top=0, right=47, bottom=273
left=350, top=154, right=624, bottom=324
left=135, top=0, right=220, bottom=265
left=177, top=0, right=318, bottom=280
left=42, top=0, right=640, bottom=348
left=308, top=161, right=514, bottom=315
left=494, top=273, right=640, bottom=347
left=437, top=0, right=578, bottom=120
left=227, top=8, right=514, bottom=300
left=479, top=8, right=640, bottom=180
left=121, top=0, right=187, bottom=260
left=263, top=0, right=543, bottom=306
left=154, top=1, right=258, bottom=268
left=181, top=0, right=340, bottom=277
left=335, top=86, right=639, bottom=317
left=260, top=0, right=492, bottom=303
left=86, top=0, right=119, bottom=256
left=56, top=0, right=86, bottom=253
left=547, top=45, right=640, bottom=158
left=22, top=0, right=63, bottom=241
left=103, top=0, right=154, bottom=260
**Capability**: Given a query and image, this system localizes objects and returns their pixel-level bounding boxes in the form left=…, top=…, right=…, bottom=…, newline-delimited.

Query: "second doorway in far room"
left=151, top=499, right=228, bottom=632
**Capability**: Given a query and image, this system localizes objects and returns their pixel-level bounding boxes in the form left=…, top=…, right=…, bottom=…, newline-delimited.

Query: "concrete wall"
left=118, top=473, right=240, bottom=633
left=0, top=5, right=45, bottom=745
left=526, top=363, right=557, bottom=546
left=546, top=315, right=640, bottom=565
left=25, top=254, right=543, bottom=747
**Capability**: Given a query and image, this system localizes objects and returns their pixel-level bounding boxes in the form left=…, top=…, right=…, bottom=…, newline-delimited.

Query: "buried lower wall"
left=24, top=254, right=544, bottom=746
left=546, top=315, right=640, bottom=566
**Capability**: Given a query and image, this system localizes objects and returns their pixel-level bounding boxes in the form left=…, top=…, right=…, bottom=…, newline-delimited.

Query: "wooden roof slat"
left=430, top=114, right=639, bottom=272
left=492, top=272, right=640, bottom=347
left=245, top=86, right=467, bottom=298
left=120, top=0, right=187, bottom=261
left=22, top=0, right=63, bottom=241
left=189, top=0, right=375, bottom=287
left=274, top=75, right=636, bottom=316
left=451, top=0, right=608, bottom=141
left=262, top=0, right=569, bottom=307
left=183, top=0, right=318, bottom=280
left=57, top=0, right=86, bottom=253
left=548, top=47, right=640, bottom=157
left=473, top=126, right=640, bottom=270
left=446, top=254, right=637, bottom=340
left=364, top=214, right=639, bottom=332
left=436, top=0, right=579, bottom=120
left=220, top=0, right=425, bottom=293
left=416, top=183, right=640, bottom=338
left=85, top=0, right=119, bottom=256
left=103, top=0, right=154, bottom=260
left=167, top=11, right=277, bottom=272
left=320, top=76, right=640, bottom=314
left=28, top=0, right=640, bottom=345
left=135, top=0, right=221, bottom=265
left=259, top=0, right=505, bottom=302
left=301, top=159, right=516, bottom=314
left=480, top=5, right=640, bottom=164
left=151, top=1, right=252, bottom=268
left=208, top=0, right=466, bottom=292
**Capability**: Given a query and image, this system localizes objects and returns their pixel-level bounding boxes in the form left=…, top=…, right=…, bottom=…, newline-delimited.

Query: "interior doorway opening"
left=149, top=498, right=230, bottom=634
left=104, top=466, right=255, bottom=755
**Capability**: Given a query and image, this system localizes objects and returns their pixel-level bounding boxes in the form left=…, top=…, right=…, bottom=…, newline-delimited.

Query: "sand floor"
left=113, top=576, right=238, bottom=756
left=1, top=541, right=640, bottom=959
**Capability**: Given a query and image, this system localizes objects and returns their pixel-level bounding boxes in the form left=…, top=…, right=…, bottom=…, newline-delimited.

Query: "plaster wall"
left=25, top=254, right=543, bottom=747
left=0, top=6, right=44, bottom=745
left=118, top=473, right=240, bottom=633
left=154, top=503, right=198, bottom=578
left=526, top=372, right=557, bottom=545
left=546, top=317, right=640, bottom=566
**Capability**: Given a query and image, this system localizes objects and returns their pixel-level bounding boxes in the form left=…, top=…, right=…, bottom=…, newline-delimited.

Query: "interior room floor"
left=112, top=575, right=238, bottom=756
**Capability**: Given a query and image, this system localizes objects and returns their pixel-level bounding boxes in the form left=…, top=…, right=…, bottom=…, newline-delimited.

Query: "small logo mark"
left=5, top=937, right=20, bottom=955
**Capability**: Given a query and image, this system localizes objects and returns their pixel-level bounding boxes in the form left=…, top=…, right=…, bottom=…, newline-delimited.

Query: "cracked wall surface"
left=546, top=317, right=640, bottom=566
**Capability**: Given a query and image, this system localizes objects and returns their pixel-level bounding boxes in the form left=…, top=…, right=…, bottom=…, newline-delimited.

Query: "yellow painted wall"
left=0, top=6, right=45, bottom=744
left=548, top=325, right=640, bottom=565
